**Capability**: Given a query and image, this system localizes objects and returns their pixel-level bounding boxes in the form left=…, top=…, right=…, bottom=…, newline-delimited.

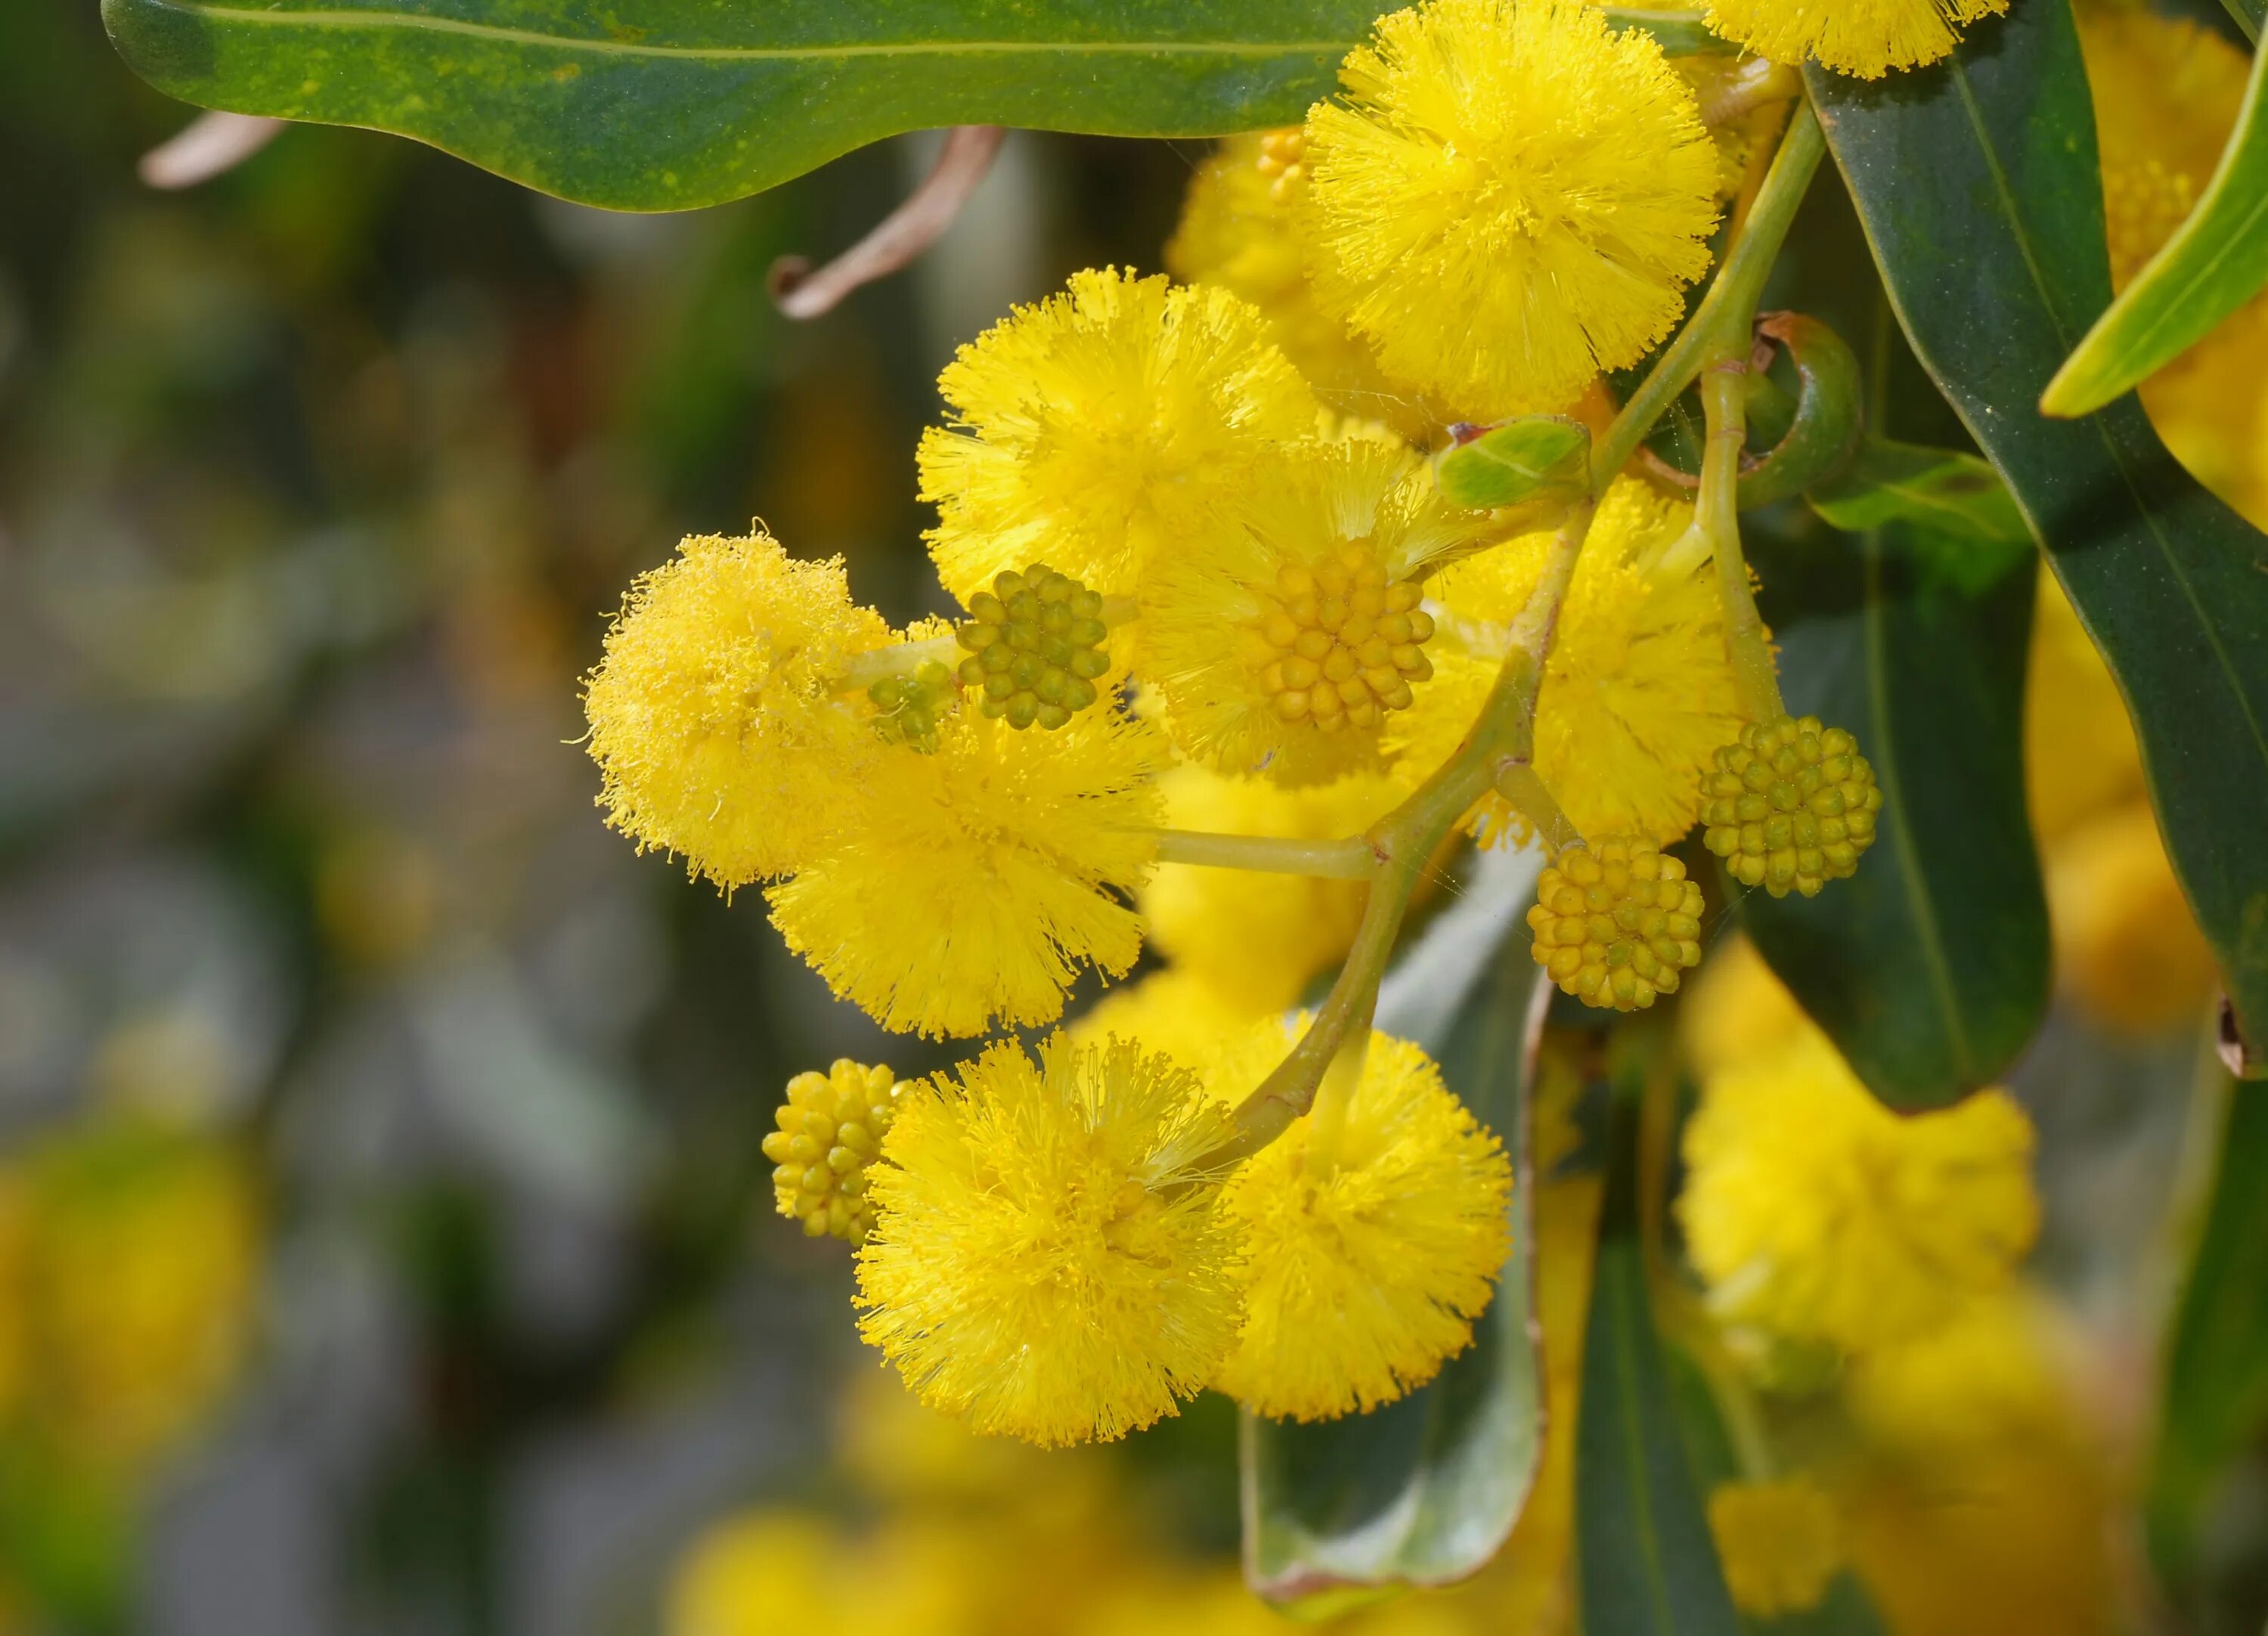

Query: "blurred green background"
left=0, top=8, right=1241, bottom=1631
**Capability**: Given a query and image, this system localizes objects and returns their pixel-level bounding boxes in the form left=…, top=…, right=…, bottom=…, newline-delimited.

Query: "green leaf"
left=1737, top=515, right=2049, bottom=1109
left=2223, top=0, right=2263, bottom=45
left=1808, top=2, right=2268, bottom=1074
left=1736, top=312, right=1863, bottom=510
left=1242, top=849, right=1550, bottom=1605
left=1808, top=439, right=2028, bottom=547
left=1435, top=419, right=1591, bottom=513
left=103, top=1, right=1729, bottom=210
left=2148, top=1074, right=2268, bottom=1588
left=2042, top=41, right=2268, bottom=417
left=1576, top=1090, right=1739, bottom=1636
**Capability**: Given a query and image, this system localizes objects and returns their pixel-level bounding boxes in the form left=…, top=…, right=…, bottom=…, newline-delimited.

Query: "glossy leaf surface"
left=104, top=1, right=1725, bottom=209
left=1739, top=516, right=2048, bottom=1108
left=2042, top=40, right=2268, bottom=417
left=1809, top=3, right=2268, bottom=1069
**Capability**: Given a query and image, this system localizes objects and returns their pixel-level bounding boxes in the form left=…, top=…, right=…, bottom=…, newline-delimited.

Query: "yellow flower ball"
left=1678, top=1029, right=2040, bottom=1354
left=917, top=268, right=1318, bottom=603
left=766, top=708, right=1161, bottom=1039
left=1706, top=0, right=2006, bottom=79
left=1402, top=479, right=1742, bottom=848
left=857, top=1035, right=1241, bottom=1447
left=2025, top=574, right=2144, bottom=844
left=1067, top=968, right=1273, bottom=1077
left=1303, top=0, right=1720, bottom=419
left=1138, top=765, right=1399, bottom=1012
left=581, top=531, right=891, bottom=890
left=1707, top=1478, right=1843, bottom=1617
left=2046, top=801, right=2218, bottom=1035
left=1678, top=934, right=1810, bottom=1084
left=1166, top=132, right=1440, bottom=440
left=1211, top=1021, right=1514, bottom=1421
left=1142, top=438, right=1500, bottom=784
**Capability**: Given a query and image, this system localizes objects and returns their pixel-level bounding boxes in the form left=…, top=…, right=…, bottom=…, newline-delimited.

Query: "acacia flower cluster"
left=578, top=0, right=1925, bottom=1447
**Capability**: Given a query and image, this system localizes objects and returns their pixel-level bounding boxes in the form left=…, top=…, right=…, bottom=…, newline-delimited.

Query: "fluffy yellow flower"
left=1067, top=968, right=1272, bottom=1075
left=1397, top=479, right=1740, bottom=846
left=2046, top=802, right=2217, bottom=1034
left=0, top=1118, right=260, bottom=1469
left=1678, top=934, right=1809, bottom=1083
left=767, top=708, right=1161, bottom=1039
left=1707, top=1478, right=1843, bottom=1617
left=582, top=531, right=891, bottom=890
left=1303, top=0, right=1719, bottom=419
left=857, top=1035, right=1241, bottom=1446
left=1166, top=132, right=1439, bottom=439
left=1706, top=0, right=2006, bottom=79
left=2025, top=575, right=2143, bottom=844
left=916, top=268, right=1318, bottom=602
left=1143, top=438, right=1498, bottom=783
left=1138, top=765, right=1397, bottom=1011
left=1678, top=1029, right=2040, bottom=1354
left=1211, top=1020, right=1513, bottom=1421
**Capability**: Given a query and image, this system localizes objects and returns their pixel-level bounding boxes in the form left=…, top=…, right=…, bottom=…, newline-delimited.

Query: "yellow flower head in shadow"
left=1303, top=0, right=1719, bottom=419
left=918, top=268, right=1318, bottom=603
left=1210, top=1020, right=1513, bottom=1421
left=1706, top=0, right=2006, bottom=79
left=581, top=531, right=890, bottom=890
left=857, top=1036, right=1241, bottom=1446
left=766, top=708, right=1162, bottom=1040
left=1678, top=1028, right=2040, bottom=1354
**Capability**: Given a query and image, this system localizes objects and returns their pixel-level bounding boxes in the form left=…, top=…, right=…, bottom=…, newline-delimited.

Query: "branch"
left=769, top=126, right=1007, bottom=320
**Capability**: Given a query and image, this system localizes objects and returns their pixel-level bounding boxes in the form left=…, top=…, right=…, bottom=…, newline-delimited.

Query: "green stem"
left=1699, top=346, right=1787, bottom=722
left=1590, top=99, right=1826, bottom=493
left=1202, top=505, right=1597, bottom=1167
left=1142, top=828, right=1378, bottom=880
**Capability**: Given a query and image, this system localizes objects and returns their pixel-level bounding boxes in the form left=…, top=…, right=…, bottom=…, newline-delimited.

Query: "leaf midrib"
left=1940, top=60, right=2268, bottom=781
left=140, top=0, right=1359, bottom=60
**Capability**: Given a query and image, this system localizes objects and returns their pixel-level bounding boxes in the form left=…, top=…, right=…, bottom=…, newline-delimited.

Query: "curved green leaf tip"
left=2040, top=28, right=2268, bottom=417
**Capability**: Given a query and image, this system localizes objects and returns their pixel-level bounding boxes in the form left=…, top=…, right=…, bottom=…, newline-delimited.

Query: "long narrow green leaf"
left=1737, top=515, right=2049, bottom=1109
left=2148, top=1074, right=2268, bottom=1592
left=2042, top=40, right=2268, bottom=417
left=1808, top=2, right=2268, bottom=1072
left=1242, top=849, right=1551, bottom=1605
left=101, top=0, right=1726, bottom=210
left=1576, top=1092, right=1739, bottom=1636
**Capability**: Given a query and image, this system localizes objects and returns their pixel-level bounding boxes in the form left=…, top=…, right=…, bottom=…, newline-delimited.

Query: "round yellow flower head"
left=764, top=1060, right=903, bottom=1245
left=1, top=1117, right=260, bottom=1467
left=2025, top=574, right=2143, bottom=844
left=1678, top=1029, right=2040, bottom=1353
left=766, top=708, right=1161, bottom=1039
left=1701, top=714, right=1882, bottom=898
left=1138, top=765, right=1399, bottom=1012
left=955, top=562, right=1114, bottom=731
left=1707, top=1477, right=1843, bottom=1617
left=1526, top=837, right=1706, bottom=1012
left=1706, top=0, right=2005, bottom=79
left=1679, top=934, right=1809, bottom=1083
left=1210, top=1020, right=1514, bottom=1421
left=917, top=268, right=1318, bottom=602
left=582, top=531, right=891, bottom=890
left=856, top=1035, right=1241, bottom=1446
left=1166, top=132, right=1436, bottom=438
left=1067, top=967, right=1272, bottom=1074
left=2046, top=802, right=2217, bottom=1034
left=1404, top=479, right=1742, bottom=847
left=1302, top=0, right=1720, bottom=420
left=1143, top=438, right=1498, bottom=783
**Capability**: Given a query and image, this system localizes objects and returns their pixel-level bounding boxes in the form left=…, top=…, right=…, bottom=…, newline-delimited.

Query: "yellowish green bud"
left=1700, top=714, right=1882, bottom=898
left=762, top=1060, right=903, bottom=1244
left=1525, top=835, right=1704, bottom=1012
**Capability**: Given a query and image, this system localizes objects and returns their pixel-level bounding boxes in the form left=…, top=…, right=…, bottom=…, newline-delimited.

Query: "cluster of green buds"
left=1702, top=714, right=1882, bottom=899
left=762, top=1060, right=902, bottom=1244
left=1526, top=836, right=1706, bottom=1012
left=956, top=563, right=1111, bottom=730
left=867, top=660, right=960, bottom=754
